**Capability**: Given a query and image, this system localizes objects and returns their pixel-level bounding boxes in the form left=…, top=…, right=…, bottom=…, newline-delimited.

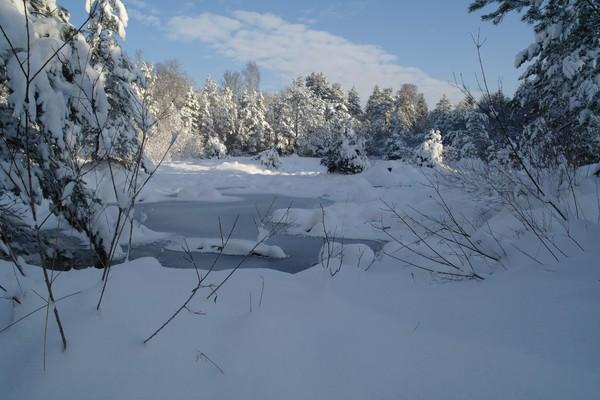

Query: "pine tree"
left=218, top=87, right=239, bottom=153
left=173, top=86, right=203, bottom=159
left=305, top=72, right=333, bottom=102
left=393, top=84, right=420, bottom=133
left=347, top=87, right=363, bottom=121
left=202, top=81, right=237, bottom=154
left=197, top=91, right=216, bottom=149
left=470, top=0, right=600, bottom=165
left=265, top=92, right=294, bottom=154
left=364, top=86, right=395, bottom=155
left=284, top=77, right=325, bottom=154
left=453, top=111, right=490, bottom=160
left=415, top=93, right=429, bottom=132
left=238, top=90, right=273, bottom=154
left=0, top=0, right=118, bottom=264
left=180, top=87, right=200, bottom=134
left=321, top=137, right=368, bottom=174
left=85, top=0, right=142, bottom=166
left=429, top=95, right=454, bottom=137
left=417, top=130, right=445, bottom=167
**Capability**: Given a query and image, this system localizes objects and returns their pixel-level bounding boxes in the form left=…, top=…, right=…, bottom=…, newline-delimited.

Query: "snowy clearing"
left=1, top=157, right=599, bottom=400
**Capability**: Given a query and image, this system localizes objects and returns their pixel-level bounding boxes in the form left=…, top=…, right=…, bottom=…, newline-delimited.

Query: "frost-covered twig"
left=143, top=217, right=239, bottom=344
left=383, top=251, right=484, bottom=281
left=458, top=32, right=568, bottom=222
left=319, top=203, right=344, bottom=276
left=195, top=351, right=224, bottom=375
left=206, top=205, right=292, bottom=300
left=0, top=290, right=82, bottom=335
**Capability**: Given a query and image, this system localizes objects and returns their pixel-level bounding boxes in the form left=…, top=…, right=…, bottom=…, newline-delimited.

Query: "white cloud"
left=125, top=0, right=161, bottom=27
left=128, top=8, right=161, bottom=27
left=166, top=10, right=463, bottom=104
left=168, top=14, right=241, bottom=42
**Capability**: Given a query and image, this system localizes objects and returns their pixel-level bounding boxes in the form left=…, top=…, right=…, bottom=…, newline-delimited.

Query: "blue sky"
left=62, top=0, right=532, bottom=105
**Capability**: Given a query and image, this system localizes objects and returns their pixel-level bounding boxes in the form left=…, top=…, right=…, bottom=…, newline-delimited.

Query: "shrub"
left=204, top=137, right=227, bottom=159
left=416, top=130, right=444, bottom=167
left=255, top=148, right=281, bottom=169
left=321, top=138, right=368, bottom=174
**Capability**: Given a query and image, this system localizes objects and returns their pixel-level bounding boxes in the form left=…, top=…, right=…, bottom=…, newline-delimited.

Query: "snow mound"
left=166, top=237, right=287, bottom=259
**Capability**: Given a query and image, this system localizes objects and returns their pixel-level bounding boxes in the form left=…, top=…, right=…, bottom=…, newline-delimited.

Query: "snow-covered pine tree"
left=430, top=94, right=453, bottom=133
left=321, top=136, right=368, bottom=174
left=0, top=0, right=118, bottom=265
left=384, top=133, right=412, bottom=161
left=130, top=57, right=157, bottom=164
left=347, top=87, right=364, bottom=121
left=312, top=103, right=355, bottom=156
left=452, top=111, right=491, bottom=160
left=238, top=90, right=273, bottom=154
left=478, top=89, right=519, bottom=148
left=417, top=130, right=445, bottom=167
left=197, top=91, right=217, bottom=154
left=180, top=87, right=200, bottom=135
left=214, top=86, right=238, bottom=154
left=305, top=72, right=333, bottom=103
left=364, top=86, right=395, bottom=155
left=84, top=0, right=142, bottom=167
left=236, top=91, right=252, bottom=152
left=312, top=78, right=357, bottom=156
left=172, top=86, right=203, bottom=159
left=470, top=0, right=600, bottom=166
left=415, top=92, right=429, bottom=132
left=392, top=84, right=420, bottom=133
left=386, top=85, right=416, bottom=158
left=283, top=77, right=325, bottom=154
left=265, top=92, right=294, bottom=154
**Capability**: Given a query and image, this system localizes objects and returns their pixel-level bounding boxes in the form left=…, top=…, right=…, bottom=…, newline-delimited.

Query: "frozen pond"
left=131, top=194, right=382, bottom=273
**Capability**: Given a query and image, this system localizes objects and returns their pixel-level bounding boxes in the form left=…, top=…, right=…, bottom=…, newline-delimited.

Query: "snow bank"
left=165, top=237, right=287, bottom=259
left=1, top=248, right=599, bottom=400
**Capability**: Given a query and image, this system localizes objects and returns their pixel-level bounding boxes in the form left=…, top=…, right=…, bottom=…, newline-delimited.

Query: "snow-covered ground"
left=1, top=157, right=599, bottom=400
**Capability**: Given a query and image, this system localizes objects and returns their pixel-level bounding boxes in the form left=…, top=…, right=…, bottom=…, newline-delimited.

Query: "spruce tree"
left=238, top=90, right=273, bottom=154
left=364, top=86, right=395, bottom=155
left=347, top=87, right=364, bottom=121
left=85, top=0, right=142, bottom=166
left=470, top=0, right=600, bottom=165
left=174, top=86, right=203, bottom=159
left=0, top=0, right=119, bottom=263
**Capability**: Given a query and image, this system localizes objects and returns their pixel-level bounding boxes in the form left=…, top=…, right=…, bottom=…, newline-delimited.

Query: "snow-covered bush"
left=384, top=134, right=413, bottom=161
left=416, top=130, right=444, bottom=168
left=321, top=138, right=368, bottom=174
left=255, top=148, right=281, bottom=169
left=204, top=137, right=227, bottom=159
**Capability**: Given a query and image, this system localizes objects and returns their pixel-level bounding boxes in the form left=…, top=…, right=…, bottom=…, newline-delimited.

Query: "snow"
left=2, top=253, right=599, bottom=400
left=1, top=157, right=600, bottom=399
left=164, top=237, right=287, bottom=259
